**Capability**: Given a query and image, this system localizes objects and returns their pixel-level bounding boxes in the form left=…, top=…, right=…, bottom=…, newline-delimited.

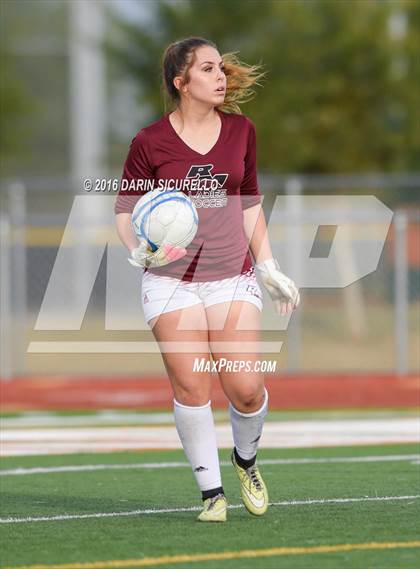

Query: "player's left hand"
left=128, top=238, right=187, bottom=268
left=256, top=258, right=300, bottom=316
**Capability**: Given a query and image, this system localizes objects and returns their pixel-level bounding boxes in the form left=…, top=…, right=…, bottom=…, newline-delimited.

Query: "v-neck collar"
left=165, top=109, right=225, bottom=157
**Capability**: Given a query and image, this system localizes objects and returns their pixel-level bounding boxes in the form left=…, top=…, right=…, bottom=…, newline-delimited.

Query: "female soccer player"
left=115, top=37, right=299, bottom=522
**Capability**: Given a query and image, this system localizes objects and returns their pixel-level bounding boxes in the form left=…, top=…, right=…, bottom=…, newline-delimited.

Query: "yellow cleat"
left=197, top=493, right=227, bottom=522
left=231, top=451, right=269, bottom=516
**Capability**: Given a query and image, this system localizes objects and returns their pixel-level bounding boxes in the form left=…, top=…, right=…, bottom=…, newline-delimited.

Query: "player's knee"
left=173, top=383, right=210, bottom=407
left=231, top=387, right=264, bottom=413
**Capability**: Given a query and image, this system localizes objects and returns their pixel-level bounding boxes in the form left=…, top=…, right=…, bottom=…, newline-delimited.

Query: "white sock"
left=173, top=399, right=222, bottom=491
left=229, top=388, right=269, bottom=460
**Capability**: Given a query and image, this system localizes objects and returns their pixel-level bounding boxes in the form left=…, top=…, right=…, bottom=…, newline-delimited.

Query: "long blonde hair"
left=162, top=37, right=267, bottom=114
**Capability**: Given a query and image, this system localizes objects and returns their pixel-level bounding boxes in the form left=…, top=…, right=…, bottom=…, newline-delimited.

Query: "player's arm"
left=243, top=203, right=300, bottom=315
left=115, top=211, right=150, bottom=268
left=115, top=212, right=139, bottom=253
left=115, top=131, right=184, bottom=268
left=243, top=203, right=272, bottom=265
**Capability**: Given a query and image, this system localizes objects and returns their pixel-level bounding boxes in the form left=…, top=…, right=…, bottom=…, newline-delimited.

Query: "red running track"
left=1, top=374, right=419, bottom=411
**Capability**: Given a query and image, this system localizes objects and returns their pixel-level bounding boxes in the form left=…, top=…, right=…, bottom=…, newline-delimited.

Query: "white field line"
left=1, top=454, right=419, bottom=477
left=1, top=495, right=419, bottom=525
left=1, top=411, right=415, bottom=429
left=2, top=418, right=419, bottom=456
left=0, top=412, right=180, bottom=428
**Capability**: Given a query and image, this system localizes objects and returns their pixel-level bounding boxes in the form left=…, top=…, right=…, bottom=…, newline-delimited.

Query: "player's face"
left=180, top=46, right=226, bottom=106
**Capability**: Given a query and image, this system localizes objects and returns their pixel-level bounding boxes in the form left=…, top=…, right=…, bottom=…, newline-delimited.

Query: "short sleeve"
left=114, top=130, right=155, bottom=214
left=240, top=119, right=262, bottom=210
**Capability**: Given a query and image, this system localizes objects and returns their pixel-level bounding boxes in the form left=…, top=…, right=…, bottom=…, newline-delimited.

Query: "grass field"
left=1, top=443, right=419, bottom=568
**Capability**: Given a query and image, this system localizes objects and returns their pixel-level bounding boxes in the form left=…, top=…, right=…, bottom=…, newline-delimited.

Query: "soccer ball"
left=131, top=189, right=198, bottom=252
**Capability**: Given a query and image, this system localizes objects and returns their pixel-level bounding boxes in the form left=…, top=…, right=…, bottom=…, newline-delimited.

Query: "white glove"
left=128, top=238, right=187, bottom=268
left=256, top=258, right=300, bottom=315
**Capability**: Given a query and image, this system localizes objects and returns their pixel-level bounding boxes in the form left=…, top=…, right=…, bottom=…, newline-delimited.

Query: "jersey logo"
left=186, top=164, right=228, bottom=208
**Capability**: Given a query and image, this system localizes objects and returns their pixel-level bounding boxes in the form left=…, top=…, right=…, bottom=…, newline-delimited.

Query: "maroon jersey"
left=115, top=109, right=262, bottom=282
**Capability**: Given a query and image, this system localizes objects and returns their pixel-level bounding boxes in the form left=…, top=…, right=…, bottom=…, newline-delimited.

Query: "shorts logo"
left=143, top=293, right=149, bottom=304
left=246, top=284, right=262, bottom=299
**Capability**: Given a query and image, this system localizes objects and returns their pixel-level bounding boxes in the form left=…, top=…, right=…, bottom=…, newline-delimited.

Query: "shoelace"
left=207, top=493, right=224, bottom=510
left=247, top=466, right=262, bottom=491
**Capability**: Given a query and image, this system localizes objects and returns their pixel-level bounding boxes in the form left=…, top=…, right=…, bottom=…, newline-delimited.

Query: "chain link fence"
left=1, top=174, right=419, bottom=378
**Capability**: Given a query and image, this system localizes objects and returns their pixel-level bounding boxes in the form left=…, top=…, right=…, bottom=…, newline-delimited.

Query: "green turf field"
left=1, top=443, right=419, bottom=568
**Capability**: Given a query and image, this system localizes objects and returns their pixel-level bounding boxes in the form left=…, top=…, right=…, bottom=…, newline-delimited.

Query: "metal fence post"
left=394, top=210, right=408, bottom=375
left=284, top=177, right=303, bottom=373
left=9, top=182, right=27, bottom=377
left=0, top=214, right=12, bottom=380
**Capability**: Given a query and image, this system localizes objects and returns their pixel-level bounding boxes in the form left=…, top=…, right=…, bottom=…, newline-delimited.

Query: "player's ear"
left=173, top=76, right=182, bottom=92
left=173, top=76, right=188, bottom=95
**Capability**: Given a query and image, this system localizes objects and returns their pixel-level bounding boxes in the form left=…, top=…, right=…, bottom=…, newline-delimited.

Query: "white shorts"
left=141, top=269, right=263, bottom=324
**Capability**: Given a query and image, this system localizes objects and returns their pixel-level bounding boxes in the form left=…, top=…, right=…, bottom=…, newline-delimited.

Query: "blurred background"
left=0, top=0, right=419, bottom=410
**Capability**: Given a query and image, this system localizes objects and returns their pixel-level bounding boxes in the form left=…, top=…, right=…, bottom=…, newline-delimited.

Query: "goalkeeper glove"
left=128, top=238, right=187, bottom=268
left=256, top=258, right=300, bottom=315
